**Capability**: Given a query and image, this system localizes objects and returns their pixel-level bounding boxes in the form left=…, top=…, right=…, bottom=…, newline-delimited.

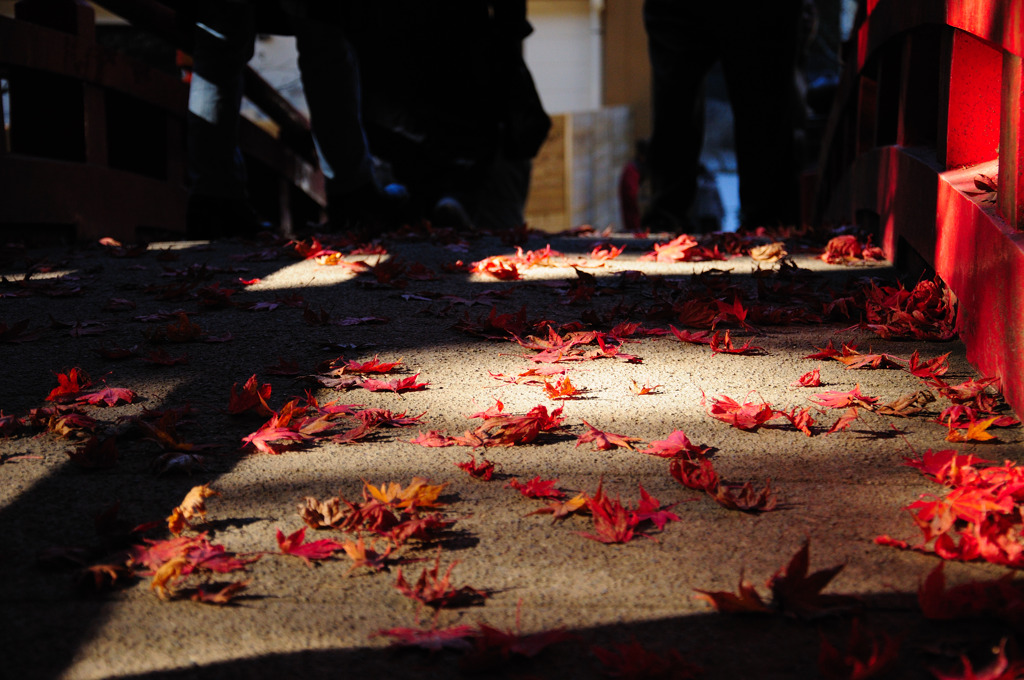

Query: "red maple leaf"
left=906, top=350, right=950, bottom=379
left=834, top=349, right=904, bottom=370
left=768, top=540, right=858, bottom=618
left=712, top=296, right=755, bottom=331
left=372, top=625, right=477, bottom=652
left=778, top=407, right=816, bottom=436
left=393, top=552, right=488, bottom=610
left=695, top=575, right=772, bottom=614
left=804, top=340, right=845, bottom=360
left=410, top=430, right=455, bottom=447
left=917, top=562, right=1024, bottom=622
left=589, top=243, right=626, bottom=261
left=46, top=367, right=91, bottom=402
left=810, top=385, right=878, bottom=409
left=575, top=420, right=641, bottom=451
left=506, top=476, right=564, bottom=500
left=702, top=392, right=777, bottom=431
left=241, top=412, right=310, bottom=454
left=709, top=329, right=766, bottom=355
left=930, top=640, right=1024, bottom=680
left=360, top=374, right=429, bottom=393
left=76, top=387, right=136, bottom=407
left=343, top=355, right=403, bottom=373
left=579, top=491, right=639, bottom=544
left=543, top=375, right=584, bottom=400
left=791, top=367, right=822, bottom=387
left=641, top=430, right=711, bottom=459
left=825, top=407, right=860, bottom=435
left=634, top=485, right=680, bottom=531
left=456, top=453, right=495, bottom=480
left=670, top=457, right=720, bottom=492
left=189, top=579, right=251, bottom=605
left=228, top=375, right=272, bottom=416
left=669, top=326, right=713, bottom=345
left=275, top=527, right=345, bottom=567
left=709, top=479, right=778, bottom=512
left=818, top=619, right=900, bottom=680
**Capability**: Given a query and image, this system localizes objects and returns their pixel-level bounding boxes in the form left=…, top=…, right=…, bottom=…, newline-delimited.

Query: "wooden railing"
left=813, top=0, right=1024, bottom=414
left=0, top=0, right=325, bottom=242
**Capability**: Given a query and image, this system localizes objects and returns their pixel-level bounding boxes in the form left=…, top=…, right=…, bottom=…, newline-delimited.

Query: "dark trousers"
left=643, top=0, right=802, bottom=229
left=187, top=0, right=373, bottom=204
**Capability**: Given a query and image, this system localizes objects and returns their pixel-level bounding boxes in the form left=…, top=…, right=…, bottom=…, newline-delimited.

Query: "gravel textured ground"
left=1, top=226, right=1021, bottom=680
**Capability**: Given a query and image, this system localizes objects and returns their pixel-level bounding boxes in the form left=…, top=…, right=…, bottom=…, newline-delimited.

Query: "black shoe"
left=186, top=195, right=270, bottom=239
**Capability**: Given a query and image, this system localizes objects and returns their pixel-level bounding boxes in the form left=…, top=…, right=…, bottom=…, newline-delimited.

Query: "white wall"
left=525, top=0, right=602, bottom=114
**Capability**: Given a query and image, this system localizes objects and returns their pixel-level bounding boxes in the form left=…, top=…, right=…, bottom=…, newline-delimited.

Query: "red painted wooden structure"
left=815, top=0, right=1024, bottom=415
left=0, top=0, right=325, bottom=242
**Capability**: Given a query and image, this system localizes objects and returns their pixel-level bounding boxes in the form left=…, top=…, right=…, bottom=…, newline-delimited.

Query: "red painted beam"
left=840, top=146, right=1024, bottom=415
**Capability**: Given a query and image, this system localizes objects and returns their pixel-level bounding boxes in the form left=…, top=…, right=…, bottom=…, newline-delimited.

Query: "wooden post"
left=999, top=50, right=1024, bottom=231
left=938, top=28, right=1002, bottom=169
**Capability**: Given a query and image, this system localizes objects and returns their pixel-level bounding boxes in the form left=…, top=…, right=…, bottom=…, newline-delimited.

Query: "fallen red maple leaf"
left=825, top=407, right=860, bottom=435
left=372, top=624, right=477, bottom=652
left=906, top=350, right=950, bottom=380
left=694, top=574, right=772, bottom=613
left=641, top=430, right=712, bottom=459
left=394, top=552, right=488, bottom=610
left=410, top=430, right=455, bottom=447
left=360, top=374, right=429, bottom=393
left=455, top=453, right=495, bottom=480
left=778, top=407, right=816, bottom=436
left=791, top=367, right=822, bottom=387
left=575, top=420, right=641, bottom=451
left=275, top=527, right=345, bottom=567
left=818, top=618, right=900, bottom=680
left=702, top=391, right=777, bottom=431
left=708, top=479, right=778, bottom=512
left=670, top=457, right=720, bottom=492
left=811, top=385, right=879, bottom=409
left=709, top=329, right=766, bottom=355
left=506, top=476, right=564, bottom=500
left=342, top=355, right=403, bottom=373
left=930, top=639, right=1024, bottom=680
left=768, top=540, right=859, bottom=618
left=543, top=375, right=584, bottom=400
left=46, top=367, right=91, bottom=402
left=228, top=375, right=273, bottom=416
left=669, top=326, right=713, bottom=345
left=75, top=387, right=136, bottom=407
left=241, top=412, right=310, bottom=454
left=917, top=562, right=1024, bottom=622
left=527, top=492, right=588, bottom=521
left=189, top=579, right=251, bottom=605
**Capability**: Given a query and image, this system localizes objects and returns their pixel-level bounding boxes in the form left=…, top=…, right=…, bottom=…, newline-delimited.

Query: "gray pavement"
left=1, top=229, right=1021, bottom=679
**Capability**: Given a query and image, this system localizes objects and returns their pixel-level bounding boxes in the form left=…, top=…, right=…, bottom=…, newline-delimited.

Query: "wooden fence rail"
left=0, top=0, right=325, bottom=242
left=814, top=0, right=1024, bottom=414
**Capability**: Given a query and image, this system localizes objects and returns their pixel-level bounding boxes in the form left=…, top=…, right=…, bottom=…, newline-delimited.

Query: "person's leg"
left=289, top=12, right=408, bottom=232
left=185, top=0, right=264, bottom=237
left=474, top=152, right=531, bottom=231
left=187, top=0, right=255, bottom=202
left=642, top=0, right=719, bottom=233
left=721, top=1, right=803, bottom=228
